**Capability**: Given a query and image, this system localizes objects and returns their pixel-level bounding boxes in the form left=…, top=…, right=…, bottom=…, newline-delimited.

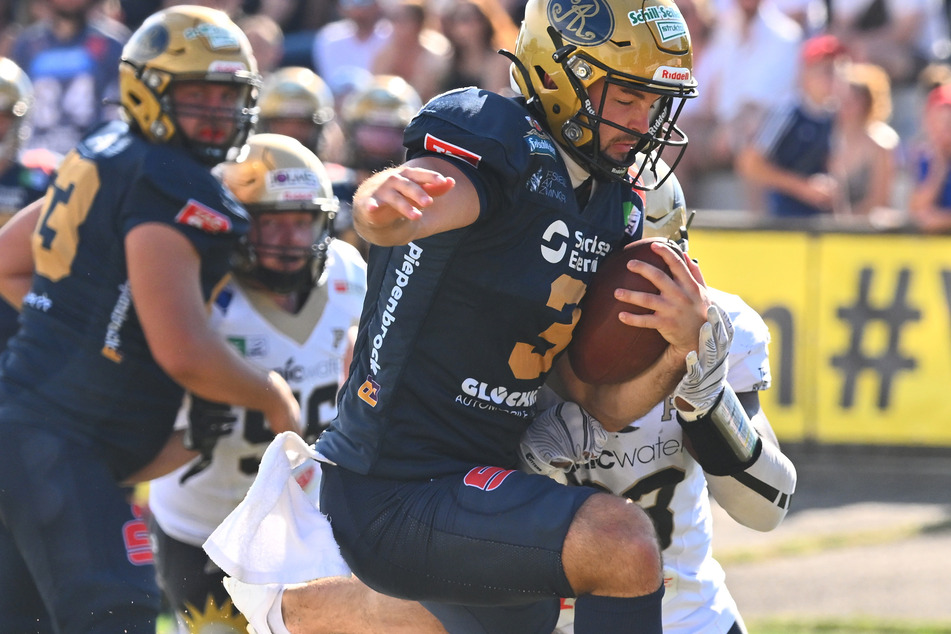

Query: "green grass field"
left=157, top=614, right=951, bottom=633
left=748, top=619, right=951, bottom=634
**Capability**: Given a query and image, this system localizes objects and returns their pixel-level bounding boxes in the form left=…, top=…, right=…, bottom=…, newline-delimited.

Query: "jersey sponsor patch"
left=423, top=133, right=482, bottom=168
left=175, top=199, right=233, bottom=234
left=463, top=466, right=515, bottom=491
left=524, top=129, right=557, bottom=159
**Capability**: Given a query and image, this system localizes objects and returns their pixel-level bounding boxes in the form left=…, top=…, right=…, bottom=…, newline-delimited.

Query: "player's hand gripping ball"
left=569, top=237, right=685, bottom=384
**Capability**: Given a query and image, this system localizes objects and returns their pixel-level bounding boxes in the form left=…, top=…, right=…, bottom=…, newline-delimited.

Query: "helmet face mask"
left=636, top=156, right=693, bottom=251
left=511, top=0, right=698, bottom=184
left=221, top=134, right=338, bottom=294
left=118, top=6, right=261, bottom=165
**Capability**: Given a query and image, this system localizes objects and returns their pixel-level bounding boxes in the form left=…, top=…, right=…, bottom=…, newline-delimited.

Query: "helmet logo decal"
left=548, top=0, right=614, bottom=47
left=653, top=66, right=691, bottom=84
left=627, top=5, right=687, bottom=42
left=208, top=60, right=248, bottom=73
left=184, top=24, right=241, bottom=50
left=127, top=24, right=169, bottom=60
left=268, top=167, right=321, bottom=190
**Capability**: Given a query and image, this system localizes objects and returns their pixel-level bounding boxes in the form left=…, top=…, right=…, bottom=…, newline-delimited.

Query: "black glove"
left=180, top=395, right=237, bottom=484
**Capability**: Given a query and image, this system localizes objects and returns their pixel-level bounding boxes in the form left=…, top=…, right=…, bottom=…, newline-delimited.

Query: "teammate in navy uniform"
left=0, top=57, right=59, bottom=354
left=0, top=7, right=300, bottom=632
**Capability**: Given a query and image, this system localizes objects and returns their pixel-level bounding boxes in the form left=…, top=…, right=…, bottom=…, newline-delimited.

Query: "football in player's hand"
left=568, top=237, right=683, bottom=384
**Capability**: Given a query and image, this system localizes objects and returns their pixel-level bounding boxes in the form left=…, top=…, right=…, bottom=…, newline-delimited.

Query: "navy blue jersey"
left=0, top=121, right=248, bottom=480
left=317, top=89, right=644, bottom=479
left=0, top=155, right=55, bottom=354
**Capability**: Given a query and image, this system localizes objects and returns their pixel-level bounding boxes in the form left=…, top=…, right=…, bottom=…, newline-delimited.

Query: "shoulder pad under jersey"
left=404, top=88, right=559, bottom=193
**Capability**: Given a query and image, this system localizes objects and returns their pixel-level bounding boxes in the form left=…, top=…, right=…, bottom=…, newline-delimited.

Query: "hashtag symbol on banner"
left=831, top=267, right=921, bottom=409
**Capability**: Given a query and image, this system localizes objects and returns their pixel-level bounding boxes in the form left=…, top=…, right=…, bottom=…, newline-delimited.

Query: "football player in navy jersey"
left=0, top=7, right=300, bottom=632
left=0, top=57, right=60, bottom=354
left=226, top=0, right=725, bottom=633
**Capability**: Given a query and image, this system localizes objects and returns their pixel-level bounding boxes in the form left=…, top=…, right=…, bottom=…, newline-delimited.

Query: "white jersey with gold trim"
left=149, top=240, right=367, bottom=546
left=556, top=287, right=771, bottom=633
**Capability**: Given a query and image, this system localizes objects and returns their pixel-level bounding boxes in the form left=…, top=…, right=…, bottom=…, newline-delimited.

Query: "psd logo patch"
left=548, top=0, right=615, bottom=46
left=358, top=375, right=381, bottom=407
left=175, top=199, right=233, bottom=234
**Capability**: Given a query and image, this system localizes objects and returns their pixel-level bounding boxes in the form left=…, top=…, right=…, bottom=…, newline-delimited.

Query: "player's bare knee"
left=564, top=494, right=662, bottom=596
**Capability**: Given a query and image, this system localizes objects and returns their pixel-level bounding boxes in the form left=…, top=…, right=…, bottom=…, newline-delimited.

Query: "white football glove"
left=674, top=304, right=735, bottom=421
left=519, top=401, right=609, bottom=482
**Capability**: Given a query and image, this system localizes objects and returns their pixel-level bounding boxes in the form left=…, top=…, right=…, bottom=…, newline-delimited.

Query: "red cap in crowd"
left=927, top=84, right=951, bottom=110
left=801, top=34, right=848, bottom=64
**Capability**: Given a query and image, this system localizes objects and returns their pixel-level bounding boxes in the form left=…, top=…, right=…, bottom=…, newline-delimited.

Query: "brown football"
left=568, top=238, right=682, bottom=384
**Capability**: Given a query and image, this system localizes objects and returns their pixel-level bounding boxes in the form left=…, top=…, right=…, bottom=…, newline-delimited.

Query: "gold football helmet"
left=257, top=67, right=335, bottom=153
left=0, top=57, right=33, bottom=162
left=510, top=0, right=698, bottom=183
left=118, top=5, right=260, bottom=165
left=340, top=74, right=422, bottom=171
left=221, top=133, right=338, bottom=293
left=636, top=157, right=693, bottom=251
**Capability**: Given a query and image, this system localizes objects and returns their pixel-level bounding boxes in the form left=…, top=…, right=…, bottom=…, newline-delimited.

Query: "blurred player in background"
left=550, top=161, right=798, bottom=634
left=255, top=66, right=343, bottom=162
left=147, top=133, right=367, bottom=633
left=0, top=7, right=300, bottom=631
left=330, top=73, right=422, bottom=260
left=0, top=56, right=59, bottom=353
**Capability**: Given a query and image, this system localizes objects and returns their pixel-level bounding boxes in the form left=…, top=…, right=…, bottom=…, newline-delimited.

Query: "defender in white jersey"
left=552, top=163, right=797, bottom=634
left=147, top=134, right=367, bottom=632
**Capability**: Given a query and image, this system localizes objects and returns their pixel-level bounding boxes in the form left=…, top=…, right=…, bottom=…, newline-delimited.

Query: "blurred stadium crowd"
left=1, top=0, right=951, bottom=234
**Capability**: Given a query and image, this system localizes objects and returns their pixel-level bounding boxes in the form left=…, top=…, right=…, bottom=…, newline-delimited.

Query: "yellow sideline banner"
left=690, top=230, right=951, bottom=447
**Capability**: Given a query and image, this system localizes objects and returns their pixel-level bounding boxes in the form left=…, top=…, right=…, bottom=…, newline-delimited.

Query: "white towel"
left=203, top=431, right=351, bottom=585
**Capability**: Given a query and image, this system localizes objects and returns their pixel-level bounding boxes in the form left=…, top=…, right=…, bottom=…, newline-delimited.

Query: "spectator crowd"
left=0, top=0, right=948, bottom=229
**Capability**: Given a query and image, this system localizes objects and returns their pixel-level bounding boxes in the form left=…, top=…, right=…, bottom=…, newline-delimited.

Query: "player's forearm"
left=157, top=329, right=293, bottom=429
left=0, top=199, right=42, bottom=309
left=352, top=168, right=419, bottom=246
left=706, top=437, right=797, bottom=531
left=121, top=430, right=198, bottom=484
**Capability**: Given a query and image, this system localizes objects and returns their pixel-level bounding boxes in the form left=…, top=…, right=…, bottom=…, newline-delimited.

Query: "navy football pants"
left=319, top=462, right=599, bottom=634
left=0, top=424, right=160, bottom=633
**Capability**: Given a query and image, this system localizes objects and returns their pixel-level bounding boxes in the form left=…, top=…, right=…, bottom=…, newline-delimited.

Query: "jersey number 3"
left=34, top=155, right=100, bottom=281
left=508, top=274, right=586, bottom=380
